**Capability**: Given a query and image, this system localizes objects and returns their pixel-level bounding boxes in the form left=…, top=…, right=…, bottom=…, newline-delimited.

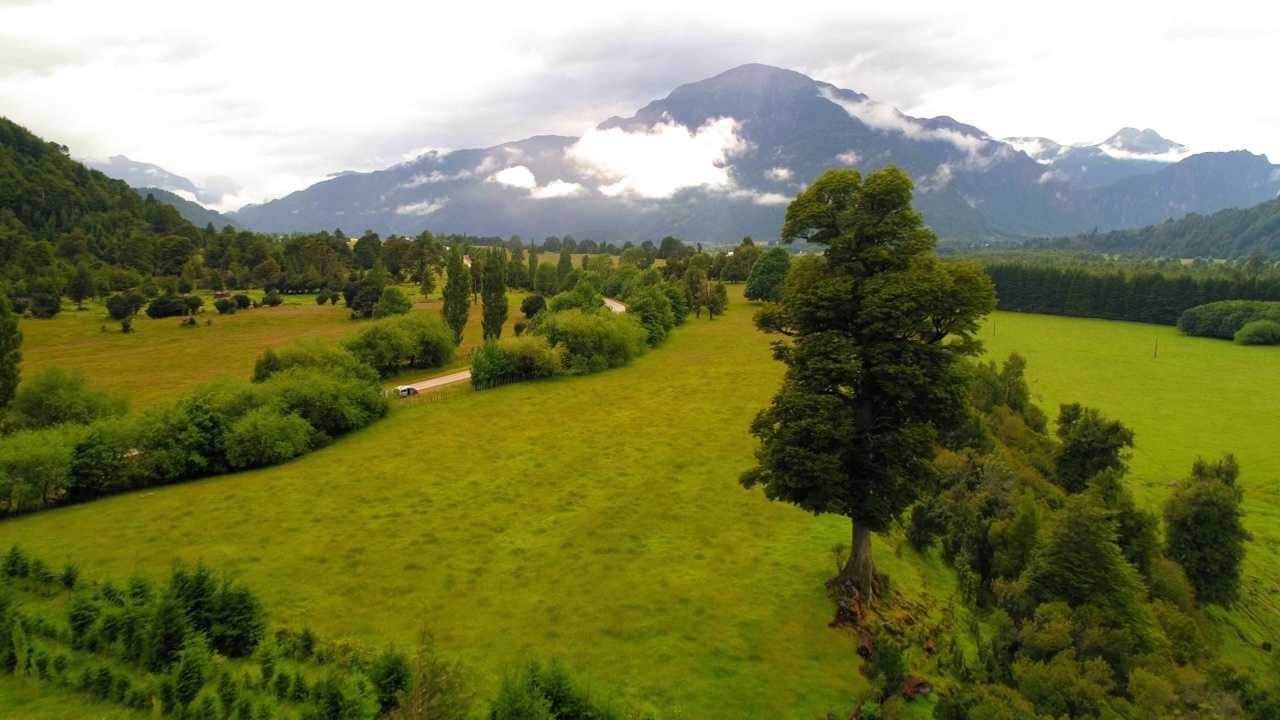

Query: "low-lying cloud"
left=821, top=88, right=989, bottom=156
left=487, top=165, right=587, bottom=199
left=568, top=117, right=746, bottom=199
left=396, top=199, right=447, bottom=216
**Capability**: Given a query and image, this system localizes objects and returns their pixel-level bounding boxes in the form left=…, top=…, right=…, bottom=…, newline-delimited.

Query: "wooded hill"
left=1024, top=195, right=1280, bottom=259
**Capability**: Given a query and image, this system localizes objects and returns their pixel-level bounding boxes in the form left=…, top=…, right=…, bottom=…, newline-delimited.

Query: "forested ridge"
left=1023, top=195, right=1280, bottom=258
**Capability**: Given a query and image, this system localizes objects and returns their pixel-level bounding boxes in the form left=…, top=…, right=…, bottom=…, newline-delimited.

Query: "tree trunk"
left=841, top=522, right=877, bottom=598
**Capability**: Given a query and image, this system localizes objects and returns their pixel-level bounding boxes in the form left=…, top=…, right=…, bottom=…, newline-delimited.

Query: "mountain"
left=139, top=187, right=240, bottom=230
left=82, top=155, right=242, bottom=209
left=230, top=65, right=1280, bottom=243
left=1002, top=127, right=1192, bottom=190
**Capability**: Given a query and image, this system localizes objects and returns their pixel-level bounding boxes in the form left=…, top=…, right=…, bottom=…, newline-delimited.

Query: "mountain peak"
left=1098, top=127, right=1188, bottom=157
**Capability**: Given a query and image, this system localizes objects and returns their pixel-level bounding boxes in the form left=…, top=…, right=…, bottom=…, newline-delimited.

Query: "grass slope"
left=980, top=311, right=1280, bottom=672
left=4, top=286, right=950, bottom=718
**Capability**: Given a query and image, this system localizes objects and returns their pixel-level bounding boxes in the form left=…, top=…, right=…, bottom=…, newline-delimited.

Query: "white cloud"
left=171, top=189, right=197, bottom=203
left=399, top=169, right=473, bottom=188
left=396, top=199, right=447, bottom=216
left=765, top=167, right=792, bottom=181
left=532, top=180, right=586, bottom=199
left=821, top=88, right=989, bottom=157
left=568, top=117, right=746, bottom=199
left=489, top=165, right=538, bottom=189
left=836, top=150, right=861, bottom=165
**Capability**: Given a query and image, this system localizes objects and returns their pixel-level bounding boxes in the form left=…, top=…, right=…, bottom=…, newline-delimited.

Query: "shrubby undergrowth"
left=1178, top=300, right=1280, bottom=340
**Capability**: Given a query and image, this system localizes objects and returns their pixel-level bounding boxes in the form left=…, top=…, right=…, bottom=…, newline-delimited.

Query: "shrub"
left=223, top=407, right=314, bottom=469
left=0, top=427, right=79, bottom=512
left=530, top=308, right=648, bottom=374
left=214, top=298, right=237, bottom=315
left=520, top=294, right=547, bottom=319
left=28, top=292, right=62, bottom=319
left=146, top=295, right=196, bottom=319
left=315, top=293, right=329, bottom=306
left=344, top=314, right=454, bottom=377
left=7, top=366, right=129, bottom=430
left=233, top=294, right=252, bottom=309
left=1178, top=300, right=1280, bottom=339
left=625, top=285, right=675, bottom=345
left=372, top=286, right=413, bottom=318
left=260, top=367, right=388, bottom=438
left=469, top=339, right=517, bottom=389
left=1234, top=319, right=1280, bottom=345
left=263, top=291, right=283, bottom=307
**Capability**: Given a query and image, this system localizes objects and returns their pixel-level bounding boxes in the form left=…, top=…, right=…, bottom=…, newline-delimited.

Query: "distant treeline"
left=983, top=262, right=1280, bottom=326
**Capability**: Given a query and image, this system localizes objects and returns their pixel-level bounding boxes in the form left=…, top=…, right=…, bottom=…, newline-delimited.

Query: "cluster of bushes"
left=146, top=294, right=205, bottom=319
left=341, top=312, right=454, bottom=377
left=1177, top=300, right=1280, bottom=343
left=214, top=293, right=254, bottom=314
left=1, top=546, right=645, bottom=720
left=470, top=280, right=667, bottom=388
left=0, top=343, right=389, bottom=515
left=905, top=353, right=1275, bottom=719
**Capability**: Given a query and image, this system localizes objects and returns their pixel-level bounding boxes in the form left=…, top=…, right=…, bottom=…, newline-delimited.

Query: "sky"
left=2, top=0, right=1277, bottom=212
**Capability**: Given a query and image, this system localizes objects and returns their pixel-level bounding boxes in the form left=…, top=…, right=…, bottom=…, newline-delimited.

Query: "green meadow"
left=3, top=293, right=1278, bottom=715
left=3, top=286, right=958, bottom=718
left=980, top=311, right=1280, bottom=670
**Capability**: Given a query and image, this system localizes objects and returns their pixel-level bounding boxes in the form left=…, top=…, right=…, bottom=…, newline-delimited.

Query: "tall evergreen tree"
left=441, top=248, right=470, bottom=345
left=67, top=263, right=97, bottom=310
left=0, top=293, right=20, bottom=411
left=740, top=167, right=996, bottom=596
left=481, top=248, right=509, bottom=339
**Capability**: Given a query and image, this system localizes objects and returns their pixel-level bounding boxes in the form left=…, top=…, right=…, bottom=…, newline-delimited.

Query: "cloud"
left=765, top=167, right=792, bottom=181
left=396, top=199, right=447, bottom=216
left=728, top=190, right=790, bottom=206
left=399, top=169, right=473, bottom=188
left=836, top=150, right=862, bottom=166
left=489, top=165, right=538, bottom=189
left=821, top=88, right=989, bottom=156
left=532, top=180, right=586, bottom=199
left=568, top=117, right=746, bottom=198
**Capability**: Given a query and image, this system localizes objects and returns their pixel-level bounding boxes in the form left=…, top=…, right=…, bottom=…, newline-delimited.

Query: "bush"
left=214, top=298, right=237, bottom=315
left=372, top=286, right=413, bottom=318
left=7, top=366, right=129, bottom=430
left=233, top=294, right=252, bottom=309
left=1178, top=300, right=1280, bottom=339
left=253, top=341, right=378, bottom=384
left=146, top=295, right=197, bottom=319
left=1234, top=319, right=1280, bottom=345
left=27, top=292, right=62, bottom=319
left=520, top=294, right=547, bottom=319
left=263, top=291, right=283, bottom=307
left=625, top=285, right=675, bottom=345
left=223, top=407, right=314, bottom=469
left=530, top=308, right=648, bottom=374
left=344, top=313, right=454, bottom=377
left=260, top=367, right=388, bottom=438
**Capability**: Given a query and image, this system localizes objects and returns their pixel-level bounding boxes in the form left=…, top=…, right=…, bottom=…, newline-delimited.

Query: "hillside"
left=140, top=186, right=240, bottom=231
left=229, top=64, right=1280, bottom=242
left=1026, top=193, right=1280, bottom=258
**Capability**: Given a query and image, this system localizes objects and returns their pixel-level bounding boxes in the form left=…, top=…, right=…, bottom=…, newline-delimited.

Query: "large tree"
left=740, top=166, right=996, bottom=596
left=0, top=293, right=20, bottom=411
left=743, top=246, right=792, bottom=302
left=441, top=247, right=470, bottom=345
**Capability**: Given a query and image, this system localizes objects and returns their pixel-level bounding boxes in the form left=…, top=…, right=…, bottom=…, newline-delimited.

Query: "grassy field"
left=979, top=311, right=1280, bottom=671
left=4, top=286, right=960, bottom=718
left=5, top=296, right=1276, bottom=715
left=15, top=288, right=528, bottom=408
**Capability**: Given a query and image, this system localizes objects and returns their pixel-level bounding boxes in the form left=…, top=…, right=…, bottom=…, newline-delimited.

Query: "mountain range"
left=102, top=64, right=1280, bottom=243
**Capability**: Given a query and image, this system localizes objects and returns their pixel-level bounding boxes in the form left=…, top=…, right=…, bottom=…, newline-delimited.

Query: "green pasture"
left=2, top=286, right=966, bottom=718
left=980, top=311, right=1280, bottom=669
left=14, top=287, right=526, bottom=408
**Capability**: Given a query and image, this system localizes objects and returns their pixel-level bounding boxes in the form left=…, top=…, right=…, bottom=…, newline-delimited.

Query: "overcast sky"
left=2, top=0, right=1277, bottom=211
